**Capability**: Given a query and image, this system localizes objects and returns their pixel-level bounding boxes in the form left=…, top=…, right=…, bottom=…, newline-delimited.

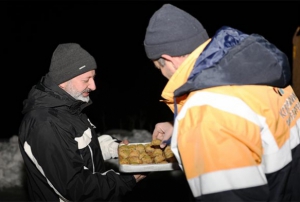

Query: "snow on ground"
left=0, top=129, right=152, bottom=189
left=0, top=135, right=25, bottom=189
left=105, top=129, right=152, bottom=143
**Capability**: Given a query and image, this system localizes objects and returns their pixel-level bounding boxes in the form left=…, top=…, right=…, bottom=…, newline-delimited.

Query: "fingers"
left=152, top=128, right=164, bottom=140
left=152, top=122, right=173, bottom=148
left=134, top=174, right=147, bottom=182
left=152, top=123, right=167, bottom=140
left=153, top=130, right=164, bottom=140
left=121, top=139, right=129, bottom=145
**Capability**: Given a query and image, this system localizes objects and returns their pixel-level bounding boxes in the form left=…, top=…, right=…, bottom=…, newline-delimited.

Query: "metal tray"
left=118, top=142, right=180, bottom=173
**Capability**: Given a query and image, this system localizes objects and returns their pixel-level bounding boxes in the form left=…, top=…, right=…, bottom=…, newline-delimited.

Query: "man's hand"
left=134, top=174, right=147, bottom=182
left=121, top=139, right=129, bottom=145
left=152, top=122, right=173, bottom=148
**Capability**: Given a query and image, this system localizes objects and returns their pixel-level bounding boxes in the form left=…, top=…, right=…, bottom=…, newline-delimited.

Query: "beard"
left=64, top=81, right=90, bottom=103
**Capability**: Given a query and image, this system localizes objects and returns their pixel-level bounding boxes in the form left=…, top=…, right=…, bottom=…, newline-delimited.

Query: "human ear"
left=161, top=54, right=173, bottom=62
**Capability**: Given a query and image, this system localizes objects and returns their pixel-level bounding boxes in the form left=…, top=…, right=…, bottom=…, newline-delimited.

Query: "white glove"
left=98, top=135, right=119, bottom=160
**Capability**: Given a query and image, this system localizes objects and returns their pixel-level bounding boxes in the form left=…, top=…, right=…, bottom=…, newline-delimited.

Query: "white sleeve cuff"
left=98, top=135, right=119, bottom=160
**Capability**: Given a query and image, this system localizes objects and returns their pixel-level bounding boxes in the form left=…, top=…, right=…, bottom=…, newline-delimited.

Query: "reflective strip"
left=171, top=91, right=297, bottom=196
left=101, top=169, right=120, bottom=175
left=176, top=92, right=278, bottom=154
left=263, top=118, right=300, bottom=173
left=88, top=145, right=95, bottom=173
left=24, top=142, right=69, bottom=201
left=75, top=128, right=92, bottom=149
left=263, top=138, right=292, bottom=173
left=170, top=120, right=182, bottom=169
left=188, top=165, right=267, bottom=197
left=290, top=118, right=300, bottom=149
left=87, top=119, right=96, bottom=129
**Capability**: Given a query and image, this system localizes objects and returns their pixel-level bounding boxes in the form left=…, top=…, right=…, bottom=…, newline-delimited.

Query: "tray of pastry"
left=118, top=140, right=180, bottom=173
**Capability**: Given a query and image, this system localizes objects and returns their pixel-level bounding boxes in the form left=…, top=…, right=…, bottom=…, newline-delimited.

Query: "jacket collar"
left=161, top=39, right=211, bottom=113
left=22, top=74, right=92, bottom=115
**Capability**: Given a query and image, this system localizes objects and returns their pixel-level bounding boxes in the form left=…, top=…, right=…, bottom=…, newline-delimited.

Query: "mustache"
left=82, top=88, right=91, bottom=93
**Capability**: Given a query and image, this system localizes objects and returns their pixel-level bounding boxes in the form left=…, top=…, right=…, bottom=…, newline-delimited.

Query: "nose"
left=89, top=78, right=96, bottom=91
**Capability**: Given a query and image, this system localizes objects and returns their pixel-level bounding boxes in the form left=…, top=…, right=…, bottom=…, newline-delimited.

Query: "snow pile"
left=106, top=129, right=152, bottom=143
left=0, top=130, right=152, bottom=189
left=0, top=135, right=25, bottom=189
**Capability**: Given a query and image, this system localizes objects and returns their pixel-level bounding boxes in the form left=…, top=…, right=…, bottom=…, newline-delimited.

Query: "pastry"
left=119, top=144, right=129, bottom=151
left=152, top=148, right=163, bottom=157
left=151, top=139, right=161, bottom=149
left=129, top=149, right=140, bottom=158
left=141, top=154, right=153, bottom=164
left=145, top=144, right=155, bottom=154
left=119, top=149, right=130, bottom=159
left=153, top=154, right=166, bottom=163
left=136, top=144, right=145, bottom=153
left=119, top=158, right=129, bottom=165
left=128, top=156, right=142, bottom=164
left=163, top=145, right=177, bottom=162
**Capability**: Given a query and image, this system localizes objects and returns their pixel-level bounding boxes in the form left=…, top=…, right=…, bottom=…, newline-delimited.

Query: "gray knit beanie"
left=144, top=4, right=209, bottom=60
left=48, top=43, right=97, bottom=85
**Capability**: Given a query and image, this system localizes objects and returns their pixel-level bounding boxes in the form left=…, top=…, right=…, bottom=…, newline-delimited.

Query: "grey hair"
left=158, top=58, right=165, bottom=67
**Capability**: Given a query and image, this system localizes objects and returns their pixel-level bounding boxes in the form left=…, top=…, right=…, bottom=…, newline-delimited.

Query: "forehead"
left=77, top=70, right=96, bottom=78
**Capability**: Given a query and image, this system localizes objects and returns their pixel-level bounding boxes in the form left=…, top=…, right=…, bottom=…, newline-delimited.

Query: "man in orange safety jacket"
left=143, top=4, right=300, bottom=202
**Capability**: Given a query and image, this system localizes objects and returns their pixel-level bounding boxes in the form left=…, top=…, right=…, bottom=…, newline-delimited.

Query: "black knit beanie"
left=144, top=4, right=209, bottom=60
left=48, top=43, right=97, bottom=85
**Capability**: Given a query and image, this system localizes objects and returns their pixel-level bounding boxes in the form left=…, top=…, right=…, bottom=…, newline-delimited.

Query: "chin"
left=76, top=96, right=90, bottom=103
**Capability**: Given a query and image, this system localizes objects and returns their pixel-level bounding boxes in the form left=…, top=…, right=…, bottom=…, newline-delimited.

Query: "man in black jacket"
left=18, top=43, right=145, bottom=201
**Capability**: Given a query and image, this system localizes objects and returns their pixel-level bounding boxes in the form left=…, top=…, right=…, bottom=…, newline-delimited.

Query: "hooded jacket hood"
left=174, top=26, right=291, bottom=97
left=22, top=74, right=91, bottom=115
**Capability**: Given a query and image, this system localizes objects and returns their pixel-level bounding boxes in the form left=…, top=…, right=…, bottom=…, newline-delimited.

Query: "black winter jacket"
left=18, top=75, right=136, bottom=201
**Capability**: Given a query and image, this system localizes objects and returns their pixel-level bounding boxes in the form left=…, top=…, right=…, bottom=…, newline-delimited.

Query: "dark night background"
left=2, top=1, right=299, bottom=139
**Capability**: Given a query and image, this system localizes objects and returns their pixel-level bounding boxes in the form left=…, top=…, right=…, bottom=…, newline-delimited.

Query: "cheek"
left=82, top=85, right=90, bottom=91
left=73, top=83, right=86, bottom=92
left=161, top=69, right=170, bottom=79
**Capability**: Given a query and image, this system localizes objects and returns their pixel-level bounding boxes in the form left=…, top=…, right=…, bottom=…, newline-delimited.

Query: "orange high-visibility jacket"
left=162, top=27, right=300, bottom=201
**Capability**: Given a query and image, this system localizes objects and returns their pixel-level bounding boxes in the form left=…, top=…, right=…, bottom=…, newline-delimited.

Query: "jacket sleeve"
left=24, top=121, right=136, bottom=201
left=98, top=134, right=119, bottom=160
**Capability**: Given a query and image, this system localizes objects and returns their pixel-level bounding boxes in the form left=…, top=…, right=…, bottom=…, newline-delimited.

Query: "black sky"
left=2, top=1, right=300, bottom=139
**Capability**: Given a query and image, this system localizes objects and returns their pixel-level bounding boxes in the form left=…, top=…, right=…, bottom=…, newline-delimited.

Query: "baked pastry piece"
left=119, top=158, right=130, bottom=165
left=153, top=154, right=166, bottom=163
left=164, top=145, right=171, bottom=151
left=144, top=143, right=151, bottom=148
left=129, top=149, right=140, bottom=158
left=136, top=144, right=145, bottom=153
left=152, top=148, right=163, bottom=157
left=139, top=151, right=148, bottom=159
left=145, top=144, right=155, bottom=154
left=119, top=149, right=130, bottom=159
left=128, top=144, right=137, bottom=152
left=128, top=156, right=142, bottom=164
left=151, top=139, right=162, bottom=149
left=141, top=154, right=153, bottom=164
left=119, top=145, right=129, bottom=152
left=163, top=145, right=177, bottom=163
